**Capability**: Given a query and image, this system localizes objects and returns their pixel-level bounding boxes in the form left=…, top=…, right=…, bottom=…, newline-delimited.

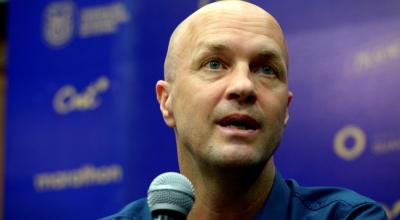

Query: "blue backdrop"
left=5, top=0, right=400, bottom=219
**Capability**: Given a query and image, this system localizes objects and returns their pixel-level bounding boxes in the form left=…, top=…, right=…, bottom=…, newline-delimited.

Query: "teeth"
left=227, top=125, right=250, bottom=130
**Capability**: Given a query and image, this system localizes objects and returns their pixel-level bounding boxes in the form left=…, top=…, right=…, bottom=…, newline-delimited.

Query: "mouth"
left=217, top=114, right=260, bottom=130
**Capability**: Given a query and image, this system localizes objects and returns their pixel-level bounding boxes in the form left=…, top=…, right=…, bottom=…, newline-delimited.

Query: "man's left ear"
left=284, top=91, right=293, bottom=126
left=156, top=80, right=175, bottom=127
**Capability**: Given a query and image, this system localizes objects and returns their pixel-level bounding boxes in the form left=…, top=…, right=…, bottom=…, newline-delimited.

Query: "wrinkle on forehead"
left=164, top=0, right=288, bottom=82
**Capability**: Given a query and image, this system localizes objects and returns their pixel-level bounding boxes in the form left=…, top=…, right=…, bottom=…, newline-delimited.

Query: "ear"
left=284, top=90, right=293, bottom=125
left=156, top=80, right=175, bottom=127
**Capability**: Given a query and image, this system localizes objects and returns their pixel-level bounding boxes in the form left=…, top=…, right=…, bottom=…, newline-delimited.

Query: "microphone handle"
left=152, top=210, right=186, bottom=220
left=153, top=215, right=177, bottom=220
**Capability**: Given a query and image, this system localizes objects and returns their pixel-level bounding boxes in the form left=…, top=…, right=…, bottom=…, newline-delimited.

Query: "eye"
left=258, top=65, right=275, bottom=76
left=204, top=59, right=223, bottom=70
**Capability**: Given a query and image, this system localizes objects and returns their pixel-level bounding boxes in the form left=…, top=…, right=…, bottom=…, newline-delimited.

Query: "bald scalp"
left=163, top=0, right=288, bottom=82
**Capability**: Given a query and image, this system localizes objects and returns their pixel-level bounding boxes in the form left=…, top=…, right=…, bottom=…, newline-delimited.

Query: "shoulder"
left=287, top=179, right=388, bottom=219
left=99, top=198, right=151, bottom=220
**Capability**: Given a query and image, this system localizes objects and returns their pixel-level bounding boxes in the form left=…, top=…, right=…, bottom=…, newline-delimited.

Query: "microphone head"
left=147, top=172, right=195, bottom=216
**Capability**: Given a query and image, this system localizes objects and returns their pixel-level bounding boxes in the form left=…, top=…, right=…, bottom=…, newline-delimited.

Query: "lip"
left=216, top=114, right=260, bottom=138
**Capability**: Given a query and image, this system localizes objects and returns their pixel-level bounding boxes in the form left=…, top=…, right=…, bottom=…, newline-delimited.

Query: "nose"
left=225, top=65, right=257, bottom=105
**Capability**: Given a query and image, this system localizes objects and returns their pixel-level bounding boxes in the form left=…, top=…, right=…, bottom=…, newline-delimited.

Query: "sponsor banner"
left=6, top=0, right=400, bottom=219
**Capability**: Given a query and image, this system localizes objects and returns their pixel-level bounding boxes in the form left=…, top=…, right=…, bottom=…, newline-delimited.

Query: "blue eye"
left=205, top=59, right=223, bottom=70
left=259, top=65, right=275, bottom=76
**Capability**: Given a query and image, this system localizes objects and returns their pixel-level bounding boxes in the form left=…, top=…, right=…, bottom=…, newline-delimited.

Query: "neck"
left=182, top=159, right=276, bottom=220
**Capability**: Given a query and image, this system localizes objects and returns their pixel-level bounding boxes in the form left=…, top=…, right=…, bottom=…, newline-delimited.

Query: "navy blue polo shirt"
left=101, top=172, right=388, bottom=220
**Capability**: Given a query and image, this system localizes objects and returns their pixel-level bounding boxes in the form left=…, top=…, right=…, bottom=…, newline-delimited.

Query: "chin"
left=208, top=149, right=268, bottom=169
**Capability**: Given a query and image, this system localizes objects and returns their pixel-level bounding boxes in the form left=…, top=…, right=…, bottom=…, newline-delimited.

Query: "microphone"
left=147, top=172, right=195, bottom=220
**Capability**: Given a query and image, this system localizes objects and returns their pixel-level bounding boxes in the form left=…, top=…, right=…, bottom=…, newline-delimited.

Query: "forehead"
left=182, top=4, right=288, bottom=64
left=193, top=7, right=279, bottom=36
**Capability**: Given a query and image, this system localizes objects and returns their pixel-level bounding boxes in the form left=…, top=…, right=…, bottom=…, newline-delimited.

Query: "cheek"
left=261, top=92, right=289, bottom=122
left=172, top=81, right=220, bottom=126
left=180, top=80, right=224, bottom=110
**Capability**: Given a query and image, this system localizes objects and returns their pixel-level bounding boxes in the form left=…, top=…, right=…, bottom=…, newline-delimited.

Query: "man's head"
left=157, top=0, right=292, bottom=171
left=163, top=0, right=289, bottom=83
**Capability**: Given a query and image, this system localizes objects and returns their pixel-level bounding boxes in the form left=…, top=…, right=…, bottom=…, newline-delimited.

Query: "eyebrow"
left=258, top=49, right=287, bottom=69
left=192, top=42, right=287, bottom=73
left=258, top=49, right=283, bottom=61
left=196, top=42, right=283, bottom=61
left=190, top=42, right=232, bottom=68
left=194, top=42, right=233, bottom=56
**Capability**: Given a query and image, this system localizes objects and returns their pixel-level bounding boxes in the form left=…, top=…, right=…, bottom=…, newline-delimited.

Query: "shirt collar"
left=254, top=171, right=291, bottom=220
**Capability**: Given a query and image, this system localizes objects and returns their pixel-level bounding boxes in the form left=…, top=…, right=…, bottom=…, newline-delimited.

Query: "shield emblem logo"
left=43, top=1, right=75, bottom=47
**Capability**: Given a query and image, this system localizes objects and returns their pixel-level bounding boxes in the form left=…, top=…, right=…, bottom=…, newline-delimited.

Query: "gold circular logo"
left=334, top=125, right=366, bottom=160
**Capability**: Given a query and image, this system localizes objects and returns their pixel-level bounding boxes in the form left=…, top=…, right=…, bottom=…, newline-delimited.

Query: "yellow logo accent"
left=382, top=200, right=400, bottom=220
left=392, top=200, right=400, bottom=219
left=53, top=76, right=110, bottom=114
left=334, top=125, right=366, bottom=160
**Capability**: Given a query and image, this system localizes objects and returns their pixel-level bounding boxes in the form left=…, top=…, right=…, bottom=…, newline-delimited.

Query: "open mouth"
left=217, top=114, right=260, bottom=130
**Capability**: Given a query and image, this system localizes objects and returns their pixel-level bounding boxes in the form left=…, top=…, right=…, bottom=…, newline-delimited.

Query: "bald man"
left=103, top=1, right=388, bottom=219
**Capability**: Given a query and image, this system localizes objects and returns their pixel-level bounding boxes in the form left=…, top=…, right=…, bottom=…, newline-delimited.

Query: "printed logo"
left=43, top=2, right=131, bottom=49
left=34, top=164, right=123, bottom=191
left=43, top=1, right=75, bottom=47
left=353, top=40, right=400, bottom=73
left=53, top=76, right=110, bottom=115
left=382, top=200, right=400, bottom=220
left=79, top=2, right=130, bottom=38
left=334, top=125, right=366, bottom=160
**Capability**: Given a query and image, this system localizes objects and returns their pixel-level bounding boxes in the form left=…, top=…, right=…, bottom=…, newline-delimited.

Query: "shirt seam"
left=292, top=191, right=373, bottom=211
